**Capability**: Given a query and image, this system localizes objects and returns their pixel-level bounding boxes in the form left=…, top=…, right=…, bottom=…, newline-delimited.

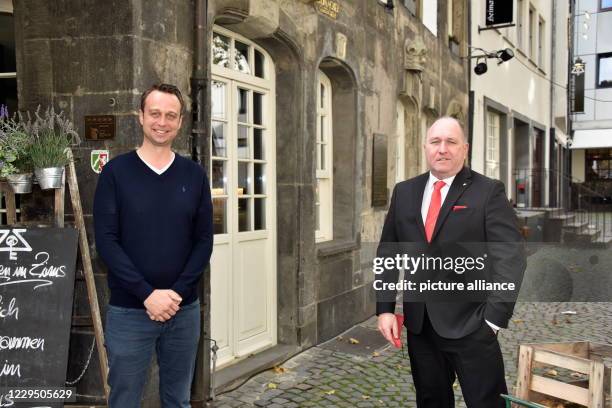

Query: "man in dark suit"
left=376, top=117, right=526, bottom=407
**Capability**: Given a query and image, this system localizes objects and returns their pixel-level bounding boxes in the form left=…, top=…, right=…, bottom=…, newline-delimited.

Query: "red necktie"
left=425, top=180, right=446, bottom=243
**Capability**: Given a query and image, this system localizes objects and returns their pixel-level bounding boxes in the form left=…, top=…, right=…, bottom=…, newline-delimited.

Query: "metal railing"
left=513, top=168, right=611, bottom=243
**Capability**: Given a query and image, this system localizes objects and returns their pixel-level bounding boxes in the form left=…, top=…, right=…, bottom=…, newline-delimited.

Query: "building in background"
left=4, top=0, right=468, bottom=404
left=570, top=0, right=612, bottom=210
left=469, top=0, right=571, bottom=208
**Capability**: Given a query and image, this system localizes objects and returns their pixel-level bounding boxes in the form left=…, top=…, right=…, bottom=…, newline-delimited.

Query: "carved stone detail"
left=404, top=38, right=428, bottom=72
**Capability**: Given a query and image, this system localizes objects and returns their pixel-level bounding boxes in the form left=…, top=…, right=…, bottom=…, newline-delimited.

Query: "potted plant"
left=0, top=107, right=34, bottom=194
left=24, top=106, right=80, bottom=190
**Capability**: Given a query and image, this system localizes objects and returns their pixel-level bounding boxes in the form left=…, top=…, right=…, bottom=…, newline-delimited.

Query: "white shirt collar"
left=137, top=151, right=175, bottom=175
left=426, top=172, right=456, bottom=190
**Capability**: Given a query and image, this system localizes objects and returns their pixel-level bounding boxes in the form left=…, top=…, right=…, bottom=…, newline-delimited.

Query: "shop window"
left=528, top=5, right=535, bottom=61
left=517, top=0, right=524, bottom=49
left=597, top=53, right=612, bottom=88
left=586, top=149, right=612, bottom=181
left=601, top=0, right=612, bottom=11
left=538, top=17, right=545, bottom=70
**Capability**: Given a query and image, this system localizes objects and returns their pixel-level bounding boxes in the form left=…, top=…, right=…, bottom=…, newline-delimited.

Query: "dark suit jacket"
left=375, top=167, right=526, bottom=339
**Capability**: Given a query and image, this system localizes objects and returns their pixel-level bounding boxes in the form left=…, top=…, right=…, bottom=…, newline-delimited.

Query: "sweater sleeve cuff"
left=171, top=282, right=190, bottom=301
left=135, top=281, right=155, bottom=302
left=376, top=302, right=396, bottom=316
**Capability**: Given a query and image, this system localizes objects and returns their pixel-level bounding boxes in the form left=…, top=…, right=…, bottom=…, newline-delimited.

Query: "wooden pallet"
left=516, top=341, right=612, bottom=407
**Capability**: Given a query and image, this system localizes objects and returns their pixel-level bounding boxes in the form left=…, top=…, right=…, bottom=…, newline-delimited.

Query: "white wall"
left=470, top=0, right=559, bottom=182
left=572, top=149, right=586, bottom=182
left=423, top=0, right=438, bottom=36
left=0, top=0, right=12, bottom=13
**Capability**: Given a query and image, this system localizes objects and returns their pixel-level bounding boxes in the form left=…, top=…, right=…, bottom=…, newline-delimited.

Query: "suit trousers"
left=406, top=310, right=507, bottom=408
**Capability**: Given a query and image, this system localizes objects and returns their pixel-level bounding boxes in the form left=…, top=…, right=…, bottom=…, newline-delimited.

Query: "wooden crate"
left=515, top=341, right=612, bottom=407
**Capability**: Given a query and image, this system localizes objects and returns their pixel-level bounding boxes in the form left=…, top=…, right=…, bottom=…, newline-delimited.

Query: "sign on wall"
left=85, top=115, right=115, bottom=140
left=485, top=0, right=513, bottom=26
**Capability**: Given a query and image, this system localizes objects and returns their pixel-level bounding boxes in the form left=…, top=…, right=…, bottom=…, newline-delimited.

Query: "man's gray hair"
left=425, top=116, right=467, bottom=143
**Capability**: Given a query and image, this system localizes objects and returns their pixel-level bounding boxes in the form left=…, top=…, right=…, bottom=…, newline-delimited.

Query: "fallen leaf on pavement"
left=267, top=383, right=277, bottom=389
left=325, top=389, right=335, bottom=395
left=362, top=395, right=371, bottom=400
left=546, top=369, right=558, bottom=377
left=349, top=338, right=360, bottom=344
left=273, top=366, right=287, bottom=374
left=571, top=372, right=583, bottom=378
left=372, top=351, right=380, bottom=357
left=512, top=319, right=524, bottom=324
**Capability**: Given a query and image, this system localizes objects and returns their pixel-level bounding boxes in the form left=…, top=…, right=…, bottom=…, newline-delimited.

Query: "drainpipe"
left=467, top=0, right=474, bottom=166
left=190, top=0, right=213, bottom=406
left=549, top=0, right=556, bottom=207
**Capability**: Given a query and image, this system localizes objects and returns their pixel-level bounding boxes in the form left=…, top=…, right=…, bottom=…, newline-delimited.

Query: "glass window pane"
left=254, top=49, right=265, bottom=78
left=238, top=162, right=250, bottom=195
left=254, top=128, right=264, bottom=160
left=320, top=143, right=326, bottom=171
left=320, top=83, right=325, bottom=109
left=320, top=115, right=325, bottom=142
left=603, top=0, right=612, bottom=9
left=237, top=125, right=250, bottom=159
left=0, top=78, right=18, bottom=116
left=253, top=92, right=263, bottom=125
left=237, top=88, right=248, bottom=122
left=254, top=163, right=265, bottom=194
left=211, top=160, right=226, bottom=194
left=235, top=41, right=251, bottom=74
left=212, top=121, right=226, bottom=157
left=598, top=55, right=612, bottom=87
left=0, top=14, right=17, bottom=73
left=212, top=33, right=230, bottom=68
left=211, top=81, right=226, bottom=119
left=238, top=198, right=251, bottom=232
left=212, top=198, right=227, bottom=234
left=254, top=198, right=265, bottom=230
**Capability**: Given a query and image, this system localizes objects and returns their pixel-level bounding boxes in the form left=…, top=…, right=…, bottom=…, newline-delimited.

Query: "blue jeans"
left=105, top=300, right=200, bottom=408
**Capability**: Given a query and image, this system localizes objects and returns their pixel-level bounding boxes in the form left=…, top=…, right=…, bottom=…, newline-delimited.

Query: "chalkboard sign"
left=0, top=228, right=78, bottom=408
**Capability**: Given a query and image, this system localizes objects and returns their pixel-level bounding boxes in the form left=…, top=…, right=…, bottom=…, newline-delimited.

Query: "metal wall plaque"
left=372, top=133, right=388, bottom=208
left=314, top=0, right=340, bottom=19
left=85, top=115, right=115, bottom=140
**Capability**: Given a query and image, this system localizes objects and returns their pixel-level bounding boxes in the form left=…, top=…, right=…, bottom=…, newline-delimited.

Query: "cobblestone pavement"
left=216, top=245, right=612, bottom=407
left=215, top=302, right=612, bottom=407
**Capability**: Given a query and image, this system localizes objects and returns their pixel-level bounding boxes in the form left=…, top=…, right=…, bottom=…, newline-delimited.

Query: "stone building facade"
left=8, top=0, right=468, bottom=404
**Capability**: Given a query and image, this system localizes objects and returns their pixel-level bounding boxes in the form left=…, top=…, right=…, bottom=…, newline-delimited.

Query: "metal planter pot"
left=7, top=173, right=34, bottom=194
left=35, top=167, right=65, bottom=190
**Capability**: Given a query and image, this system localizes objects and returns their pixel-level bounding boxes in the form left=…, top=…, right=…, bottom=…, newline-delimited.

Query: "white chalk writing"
left=0, top=296, right=18, bottom=320
left=0, top=361, right=20, bottom=378
left=0, top=336, right=45, bottom=351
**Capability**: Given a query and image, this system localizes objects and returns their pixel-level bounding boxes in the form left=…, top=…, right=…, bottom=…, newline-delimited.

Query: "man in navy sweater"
left=94, top=83, right=213, bottom=408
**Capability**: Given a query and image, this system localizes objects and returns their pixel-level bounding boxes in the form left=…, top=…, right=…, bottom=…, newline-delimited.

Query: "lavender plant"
left=23, top=106, right=81, bottom=168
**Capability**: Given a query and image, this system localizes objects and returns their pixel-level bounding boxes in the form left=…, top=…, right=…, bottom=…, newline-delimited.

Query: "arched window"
left=316, top=70, right=333, bottom=242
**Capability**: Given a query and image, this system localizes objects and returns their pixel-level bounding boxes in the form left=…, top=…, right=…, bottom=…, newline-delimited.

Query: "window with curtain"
left=485, top=110, right=501, bottom=180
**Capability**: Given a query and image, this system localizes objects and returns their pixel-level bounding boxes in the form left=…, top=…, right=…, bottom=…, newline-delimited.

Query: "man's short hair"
left=140, top=83, right=185, bottom=116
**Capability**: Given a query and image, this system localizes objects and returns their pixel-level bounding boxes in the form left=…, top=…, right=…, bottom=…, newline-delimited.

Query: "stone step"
left=592, top=235, right=612, bottom=249
left=562, top=221, right=589, bottom=231
left=548, top=213, right=575, bottom=221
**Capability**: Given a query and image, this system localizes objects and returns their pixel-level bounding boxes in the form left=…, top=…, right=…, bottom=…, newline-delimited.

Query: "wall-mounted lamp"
left=468, top=47, right=515, bottom=75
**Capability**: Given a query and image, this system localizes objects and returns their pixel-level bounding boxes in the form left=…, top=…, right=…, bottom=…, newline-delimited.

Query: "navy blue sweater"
left=93, top=151, right=213, bottom=308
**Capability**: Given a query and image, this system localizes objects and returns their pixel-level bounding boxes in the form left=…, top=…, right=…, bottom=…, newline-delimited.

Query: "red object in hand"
left=393, top=314, right=404, bottom=348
